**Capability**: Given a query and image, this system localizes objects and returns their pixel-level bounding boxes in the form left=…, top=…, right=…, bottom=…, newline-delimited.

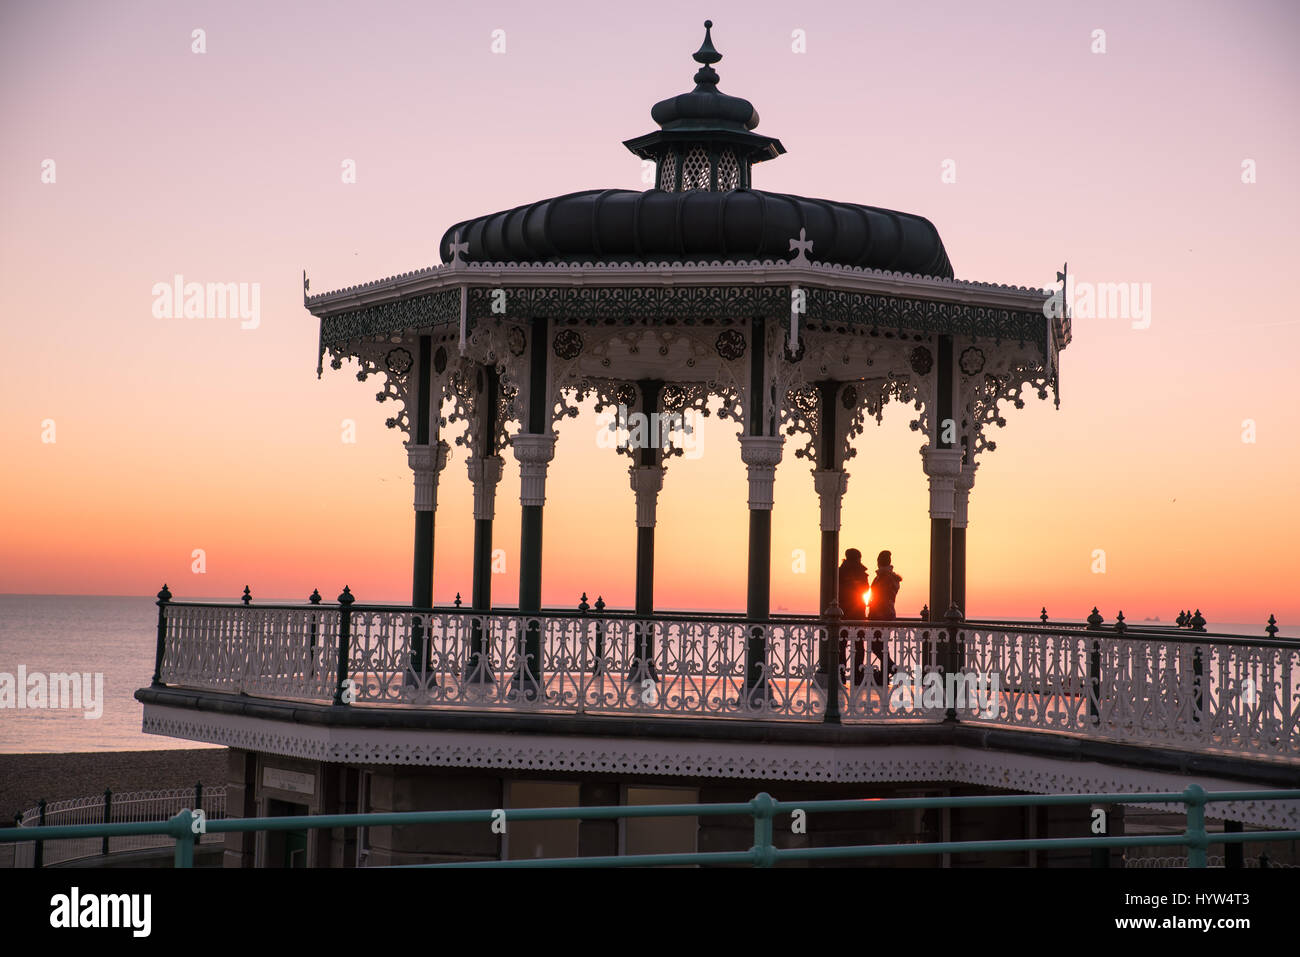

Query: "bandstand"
left=307, top=20, right=1064, bottom=700
left=137, top=23, right=1298, bottom=867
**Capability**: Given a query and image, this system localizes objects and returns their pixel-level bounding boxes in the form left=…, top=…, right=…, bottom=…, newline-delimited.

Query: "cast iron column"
left=407, top=335, right=449, bottom=679
left=465, top=365, right=504, bottom=681
left=740, top=315, right=783, bottom=699
left=923, top=336, right=961, bottom=622
left=629, top=379, right=664, bottom=681
left=513, top=316, right=556, bottom=694
left=811, top=380, right=848, bottom=681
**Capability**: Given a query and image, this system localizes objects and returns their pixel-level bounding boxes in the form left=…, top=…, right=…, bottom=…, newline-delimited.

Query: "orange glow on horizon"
left=1, top=4, right=1298, bottom=627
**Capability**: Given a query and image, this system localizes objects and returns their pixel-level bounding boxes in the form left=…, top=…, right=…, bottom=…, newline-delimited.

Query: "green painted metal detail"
left=807, top=289, right=1044, bottom=346
left=320, top=290, right=460, bottom=346
left=467, top=284, right=790, bottom=324
left=6, top=788, right=1297, bottom=869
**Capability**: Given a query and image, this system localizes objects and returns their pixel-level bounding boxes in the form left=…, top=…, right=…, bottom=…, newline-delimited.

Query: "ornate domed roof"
left=439, top=188, right=953, bottom=277
left=438, top=22, right=953, bottom=278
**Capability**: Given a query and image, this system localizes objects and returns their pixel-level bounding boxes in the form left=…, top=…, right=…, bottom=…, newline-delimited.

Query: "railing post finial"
left=1266, top=614, right=1279, bottom=639
left=1040, top=606, right=1048, bottom=624
left=333, top=586, right=355, bottom=706
left=454, top=592, right=463, bottom=608
left=1086, top=607, right=1104, bottom=630
left=1114, top=611, right=1126, bottom=634
left=1190, top=609, right=1206, bottom=633
left=241, top=585, right=252, bottom=606
left=579, top=592, right=590, bottom=614
left=309, top=588, right=321, bottom=605
left=152, top=585, right=172, bottom=687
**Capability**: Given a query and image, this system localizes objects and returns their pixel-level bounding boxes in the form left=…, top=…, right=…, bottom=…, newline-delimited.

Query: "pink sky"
left=2, top=0, right=1298, bottom=625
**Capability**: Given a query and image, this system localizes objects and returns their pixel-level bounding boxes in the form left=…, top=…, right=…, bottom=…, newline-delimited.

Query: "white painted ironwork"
left=154, top=605, right=1300, bottom=759
left=160, top=603, right=338, bottom=701
left=12, top=786, right=226, bottom=867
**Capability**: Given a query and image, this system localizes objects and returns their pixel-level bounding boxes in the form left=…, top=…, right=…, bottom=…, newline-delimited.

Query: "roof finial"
left=694, top=21, right=721, bottom=65
left=693, top=20, right=721, bottom=88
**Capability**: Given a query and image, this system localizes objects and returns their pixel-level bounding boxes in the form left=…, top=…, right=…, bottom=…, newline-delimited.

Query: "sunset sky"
left=2, top=0, right=1298, bottom=624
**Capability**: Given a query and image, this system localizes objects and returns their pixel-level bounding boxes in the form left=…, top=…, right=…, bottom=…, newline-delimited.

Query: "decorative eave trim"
left=314, top=280, right=1055, bottom=362
left=306, top=258, right=1052, bottom=317
left=141, top=704, right=1300, bottom=830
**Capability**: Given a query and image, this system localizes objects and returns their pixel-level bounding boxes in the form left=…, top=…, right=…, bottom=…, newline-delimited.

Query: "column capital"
left=512, top=432, right=558, bottom=508
left=811, top=468, right=850, bottom=533
left=920, top=447, right=963, bottom=521
left=465, top=454, right=505, bottom=521
left=953, top=460, right=978, bottom=529
left=739, top=434, right=784, bottom=510
left=408, top=440, right=450, bottom=512
left=629, top=464, right=666, bottom=528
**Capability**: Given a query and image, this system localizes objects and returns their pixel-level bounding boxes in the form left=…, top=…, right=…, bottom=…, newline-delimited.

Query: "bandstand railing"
left=149, top=588, right=1299, bottom=760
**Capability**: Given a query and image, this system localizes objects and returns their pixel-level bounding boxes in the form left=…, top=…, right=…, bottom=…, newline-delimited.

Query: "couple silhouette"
left=837, top=548, right=901, bottom=685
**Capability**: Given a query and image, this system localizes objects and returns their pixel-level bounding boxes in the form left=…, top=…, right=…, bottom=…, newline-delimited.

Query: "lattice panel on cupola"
left=658, top=153, right=677, bottom=192
left=717, top=150, right=739, bottom=190
left=680, top=147, right=711, bottom=191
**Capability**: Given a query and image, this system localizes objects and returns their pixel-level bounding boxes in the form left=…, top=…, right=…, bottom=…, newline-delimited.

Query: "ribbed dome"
left=439, top=188, right=953, bottom=278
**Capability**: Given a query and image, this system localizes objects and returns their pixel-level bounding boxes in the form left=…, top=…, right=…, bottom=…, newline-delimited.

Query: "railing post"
left=172, top=810, right=195, bottom=868
left=1224, top=820, right=1243, bottom=868
left=333, top=586, right=355, bottom=706
left=102, top=788, right=112, bottom=856
left=749, top=792, right=776, bottom=868
left=944, top=603, right=964, bottom=722
left=308, top=588, right=321, bottom=680
left=35, top=798, right=46, bottom=868
left=1183, top=784, right=1208, bottom=868
left=593, top=596, right=607, bottom=677
left=823, top=601, right=843, bottom=724
left=194, top=781, right=203, bottom=847
left=1086, top=607, right=1103, bottom=723
left=152, top=583, right=172, bottom=686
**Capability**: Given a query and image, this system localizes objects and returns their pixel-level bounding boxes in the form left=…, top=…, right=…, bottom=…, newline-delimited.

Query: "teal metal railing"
left=3, top=786, right=1298, bottom=868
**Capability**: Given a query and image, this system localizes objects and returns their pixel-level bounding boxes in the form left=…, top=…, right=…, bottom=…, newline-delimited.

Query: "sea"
left=0, top=594, right=1294, bottom=754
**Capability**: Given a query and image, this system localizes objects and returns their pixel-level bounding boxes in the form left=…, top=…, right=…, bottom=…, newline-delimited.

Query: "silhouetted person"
left=837, top=548, right=870, bottom=683
left=866, top=550, right=902, bottom=684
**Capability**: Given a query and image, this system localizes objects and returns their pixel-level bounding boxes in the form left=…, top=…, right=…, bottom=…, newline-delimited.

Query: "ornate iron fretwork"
left=715, top=329, right=746, bottom=361
left=553, top=329, right=584, bottom=360
left=909, top=346, right=933, bottom=376
left=319, top=284, right=1049, bottom=363
left=385, top=347, right=413, bottom=375
left=960, top=360, right=1053, bottom=461
left=318, top=290, right=460, bottom=350
left=959, top=346, right=985, bottom=376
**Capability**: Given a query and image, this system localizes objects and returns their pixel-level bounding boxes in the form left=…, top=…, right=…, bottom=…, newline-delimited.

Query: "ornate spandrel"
left=443, top=362, right=514, bottom=461
left=326, top=336, right=420, bottom=442
left=956, top=341, right=1054, bottom=463
left=770, top=323, right=927, bottom=464
left=546, top=319, right=748, bottom=446
left=461, top=317, right=528, bottom=437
